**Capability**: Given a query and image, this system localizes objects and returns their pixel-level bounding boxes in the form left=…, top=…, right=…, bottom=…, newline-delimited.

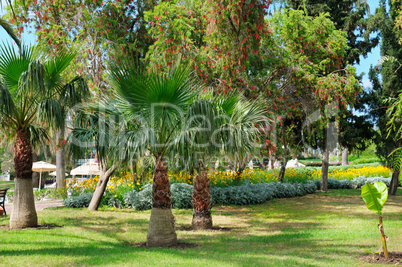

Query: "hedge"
left=63, top=176, right=392, bottom=209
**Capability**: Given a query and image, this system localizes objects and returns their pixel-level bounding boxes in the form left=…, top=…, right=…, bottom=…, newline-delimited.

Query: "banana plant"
left=361, top=181, right=389, bottom=258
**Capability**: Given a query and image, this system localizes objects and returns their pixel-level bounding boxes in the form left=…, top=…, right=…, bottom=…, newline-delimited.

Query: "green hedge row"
left=63, top=176, right=392, bottom=209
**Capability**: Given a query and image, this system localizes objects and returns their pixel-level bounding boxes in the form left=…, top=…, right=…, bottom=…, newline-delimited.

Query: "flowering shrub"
left=308, top=166, right=391, bottom=181
left=65, top=172, right=148, bottom=207
left=61, top=164, right=392, bottom=209
left=169, top=165, right=391, bottom=186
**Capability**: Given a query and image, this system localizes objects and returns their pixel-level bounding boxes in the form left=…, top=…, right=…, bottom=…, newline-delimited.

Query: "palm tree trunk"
left=10, top=130, right=38, bottom=229
left=192, top=167, right=212, bottom=230
left=88, top=163, right=117, bottom=211
left=321, top=148, right=329, bottom=192
left=56, top=128, right=66, bottom=189
left=146, top=156, right=177, bottom=247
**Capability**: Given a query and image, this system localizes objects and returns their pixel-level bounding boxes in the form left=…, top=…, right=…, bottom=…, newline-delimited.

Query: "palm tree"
left=218, top=95, right=267, bottom=183
left=0, top=43, right=87, bottom=229
left=179, top=97, right=219, bottom=230
left=69, top=103, right=123, bottom=211
left=110, top=63, right=198, bottom=247
left=183, top=94, right=267, bottom=229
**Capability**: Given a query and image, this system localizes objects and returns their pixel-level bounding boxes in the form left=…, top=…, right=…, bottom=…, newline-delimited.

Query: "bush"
left=124, top=183, right=153, bottom=210
left=119, top=181, right=321, bottom=210
left=327, top=179, right=353, bottom=189
left=351, top=176, right=391, bottom=188
left=211, top=182, right=276, bottom=205
left=70, top=175, right=395, bottom=210
left=63, top=193, right=93, bottom=208
left=171, top=183, right=193, bottom=209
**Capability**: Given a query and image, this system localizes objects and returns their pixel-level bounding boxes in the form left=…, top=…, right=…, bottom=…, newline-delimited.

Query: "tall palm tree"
left=110, top=63, right=198, bottom=247
left=0, top=43, right=87, bottom=229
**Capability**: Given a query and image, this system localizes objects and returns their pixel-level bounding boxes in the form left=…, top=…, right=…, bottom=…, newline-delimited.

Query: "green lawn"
left=0, top=180, right=14, bottom=190
left=0, top=189, right=401, bottom=266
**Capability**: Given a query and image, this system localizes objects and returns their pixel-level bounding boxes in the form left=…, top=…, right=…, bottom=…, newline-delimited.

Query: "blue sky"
left=0, top=0, right=380, bottom=89
left=355, top=0, right=381, bottom=90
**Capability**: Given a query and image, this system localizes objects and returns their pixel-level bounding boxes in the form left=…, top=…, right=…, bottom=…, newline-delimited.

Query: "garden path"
left=4, top=200, right=63, bottom=215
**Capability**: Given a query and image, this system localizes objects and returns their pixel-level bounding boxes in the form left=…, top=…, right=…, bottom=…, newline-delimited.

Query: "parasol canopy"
left=70, top=161, right=100, bottom=176
left=32, top=161, right=57, bottom=189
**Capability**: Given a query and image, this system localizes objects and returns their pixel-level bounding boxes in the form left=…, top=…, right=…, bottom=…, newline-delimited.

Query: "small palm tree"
left=179, top=97, right=219, bottom=230
left=180, top=93, right=267, bottom=230
left=219, top=95, right=267, bottom=183
left=69, top=103, right=124, bottom=211
left=0, top=43, right=87, bottom=229
left=110, top=63, right=198, bottom=247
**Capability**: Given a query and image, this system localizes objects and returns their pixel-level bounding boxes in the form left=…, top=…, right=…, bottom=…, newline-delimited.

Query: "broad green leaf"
left=361, top=182, right=388, bottom=214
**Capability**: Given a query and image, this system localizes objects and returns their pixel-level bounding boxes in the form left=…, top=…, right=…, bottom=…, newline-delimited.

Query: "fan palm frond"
left=111, top=63, right=198, bottom=156
left=0, top=43, right=33, bottom=93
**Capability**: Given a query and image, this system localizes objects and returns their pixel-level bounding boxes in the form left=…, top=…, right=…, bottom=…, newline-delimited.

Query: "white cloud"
left=361, top=79, right=373, bottom=90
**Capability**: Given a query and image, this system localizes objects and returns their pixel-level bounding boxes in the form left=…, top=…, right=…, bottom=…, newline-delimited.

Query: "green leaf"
left=0, top=17, right=21, bottom=50
left=361, top=181, right=388, bottom=214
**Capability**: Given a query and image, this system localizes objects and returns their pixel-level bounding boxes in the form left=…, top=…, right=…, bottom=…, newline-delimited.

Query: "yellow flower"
left=139, top=188, right=142, bottom=190
left=114, top=195, right=117, bottom=198
left=111, top=207, right=114, bottom=211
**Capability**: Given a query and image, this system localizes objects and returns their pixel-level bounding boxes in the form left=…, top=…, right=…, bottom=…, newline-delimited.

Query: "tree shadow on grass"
left=0, top=209, right=390, bottom=266
left=0, top=227, right=324, bottom=266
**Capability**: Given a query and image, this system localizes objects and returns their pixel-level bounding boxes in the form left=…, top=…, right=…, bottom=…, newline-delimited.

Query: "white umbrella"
left=32, top=161, right=57, bottom=189
left=70, top=161, right=100, bottom=177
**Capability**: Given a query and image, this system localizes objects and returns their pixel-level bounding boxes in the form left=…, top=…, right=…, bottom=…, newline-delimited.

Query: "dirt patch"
left=131, top=242, right=198, bottom=249
left=0, top=224, right=62, bottom=230
left=359, top=252, right=402, bottom=265
left=32, top=224, right=62, bottom=230
left=176, top=225, right=232, bottom=232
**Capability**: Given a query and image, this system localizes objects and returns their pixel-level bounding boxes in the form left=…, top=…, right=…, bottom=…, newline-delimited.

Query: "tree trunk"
left=389, top=170, right=399, bottom=196
left=278, top=163, right=286, bottom=183
left=10, top=130, right=38, bottom=229
left=56, top=128, right=66, bottom=189
left=147, top=156, right=177, bottom=247
left=342, top=147, right=348, bottom=166
left=292, top=149, right=297, bottom=160
left=32, top=152, right=39, bottom=188
left=321, top=148, right=329, bottom=192
left=88, top=164, right=117, bottom=211
left=192, top=167, right=212, bottom=230
left=131, top=159, right=138, bottom=184
left=278, top=123, right=288, bottom=182
left=234, top=158, right=247, bottom=184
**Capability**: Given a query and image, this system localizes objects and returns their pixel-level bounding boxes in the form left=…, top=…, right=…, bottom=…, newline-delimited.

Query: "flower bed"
left=62, top=164, right=393, bottom=209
